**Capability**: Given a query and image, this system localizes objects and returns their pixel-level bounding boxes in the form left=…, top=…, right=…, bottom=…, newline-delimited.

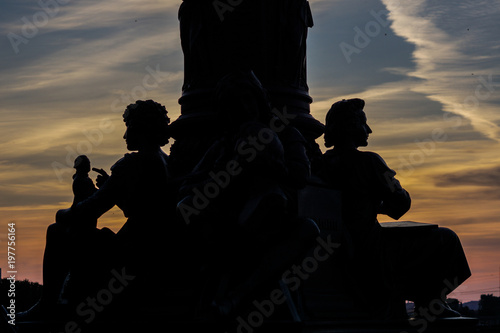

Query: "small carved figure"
left=315, top=98, right=471, bottom=319
left=71, top=155, right=97, bottom=207
left=17, top=156, right=100, bottom=321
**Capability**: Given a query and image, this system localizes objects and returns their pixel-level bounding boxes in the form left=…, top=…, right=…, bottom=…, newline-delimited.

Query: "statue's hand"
left=92, top=168, right=110, bottom=188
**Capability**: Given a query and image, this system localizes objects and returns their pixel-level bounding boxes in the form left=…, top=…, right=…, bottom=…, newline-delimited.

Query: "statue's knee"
left=47, top=223, right=58, bottom=235
left=437, top=227, right=460, bottom=246
left=438, top=226, right=458, bottom=237
left=46, top=223, right=65, bottom=241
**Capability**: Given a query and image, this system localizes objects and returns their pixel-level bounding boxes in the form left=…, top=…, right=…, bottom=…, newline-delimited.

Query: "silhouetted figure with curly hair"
left=19, top=100, right=178, bottom=321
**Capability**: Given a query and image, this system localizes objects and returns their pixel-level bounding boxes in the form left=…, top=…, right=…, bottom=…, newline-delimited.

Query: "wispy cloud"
left=0, top=0, right=183, bottom=208
left=382, top=0, right=500, bottom=141
left=1, top=0, right=500, bottom=302
left=435, top=165, right=500, bottom=188
left=1, top=0, right=179, bottom=32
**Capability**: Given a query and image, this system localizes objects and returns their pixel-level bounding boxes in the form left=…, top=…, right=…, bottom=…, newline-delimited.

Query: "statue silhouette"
left=315, top=98, right=471, bottom=319
left=71, top=155, right=97, bottom=208
left=19, top=100, right=177, bottom=321
left=17, top=156, right=101, bottom=321
left=14, top=0, right=477, bottom=327
left=170, top=0, right=324, bottom=180
left=177, top=70, right=319, bottom=318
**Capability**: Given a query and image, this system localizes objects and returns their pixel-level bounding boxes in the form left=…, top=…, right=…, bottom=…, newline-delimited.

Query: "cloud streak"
left=382, top=0, right=500, bottom=142
left=1, top=0, right=500, bottom=302
left=435, top=165, right=500, bottom=188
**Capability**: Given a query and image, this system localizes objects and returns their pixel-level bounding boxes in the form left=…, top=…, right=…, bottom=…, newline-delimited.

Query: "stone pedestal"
left=170, top=0, right=324, bottom=176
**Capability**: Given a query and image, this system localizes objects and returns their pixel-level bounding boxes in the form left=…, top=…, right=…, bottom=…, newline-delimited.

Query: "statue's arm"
left=371, top=153, right=411, bottom=220
left=72, top=175, right=119, bottom=221
left=71, top=176, right=98, bottom=206
left=57, top=158, right=128, bottom=227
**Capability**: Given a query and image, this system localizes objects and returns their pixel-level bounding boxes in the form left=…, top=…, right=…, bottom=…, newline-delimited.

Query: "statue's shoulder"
left=321, top=149, right=389, bottom=169
left=364, top=150, right=389, bottom=163
left=357, top=151, right=395, bottom=176
left=110, top=153, right=140, bottom=174
left=111, top=151, right=168, bottom=171
left=279, top=125, right=306, bottom=144
left=358, top=150, right=385, bottom=162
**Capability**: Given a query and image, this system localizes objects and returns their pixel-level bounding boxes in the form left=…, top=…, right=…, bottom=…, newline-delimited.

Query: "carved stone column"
left=170, top=0, right=324, bottom=176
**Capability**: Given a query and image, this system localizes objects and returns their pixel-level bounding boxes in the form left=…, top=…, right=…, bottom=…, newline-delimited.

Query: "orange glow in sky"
left=1, top=0, right=500, bottom=304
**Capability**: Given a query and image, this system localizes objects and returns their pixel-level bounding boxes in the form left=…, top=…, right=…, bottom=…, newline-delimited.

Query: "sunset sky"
left=1, top=0, right=499, bottom=303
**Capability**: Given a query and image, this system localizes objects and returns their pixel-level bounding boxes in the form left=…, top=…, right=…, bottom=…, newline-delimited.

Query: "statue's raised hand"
left=92, top=168, right=109, bottom=188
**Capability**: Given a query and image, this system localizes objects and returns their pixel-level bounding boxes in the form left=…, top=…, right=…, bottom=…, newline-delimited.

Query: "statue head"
left=123, top=100, right=170, bottom=151
left=215, top=70, right=272, bottom=130
left=324, top=98, right=371, bottom=148
left=73, top=155, right=91, bottom=173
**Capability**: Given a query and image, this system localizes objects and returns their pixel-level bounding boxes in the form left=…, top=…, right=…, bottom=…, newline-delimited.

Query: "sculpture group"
left=18, top=0, right=471, bottom=330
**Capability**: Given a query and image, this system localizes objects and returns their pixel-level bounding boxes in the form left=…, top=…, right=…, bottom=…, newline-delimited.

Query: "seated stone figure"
left=177, top=70, right=319, bottom=318
left=315, top=98, right=471, bottom=320
left=19, top=100, right=177, bottom=321
left=18, top=155, right=100, bottom=319
left=71, top=155, right=98, bottom=207
left=70, top=155, right=98, bottom=230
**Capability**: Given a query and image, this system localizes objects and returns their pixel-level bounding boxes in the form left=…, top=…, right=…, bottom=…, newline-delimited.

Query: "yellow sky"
left=1, top=0, right=500, bottom=303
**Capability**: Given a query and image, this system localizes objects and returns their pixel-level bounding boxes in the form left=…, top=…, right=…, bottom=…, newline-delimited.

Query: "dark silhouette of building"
left=479, top=294, right=500, bottom=317
left=0, top=279, right=43, bottom=313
